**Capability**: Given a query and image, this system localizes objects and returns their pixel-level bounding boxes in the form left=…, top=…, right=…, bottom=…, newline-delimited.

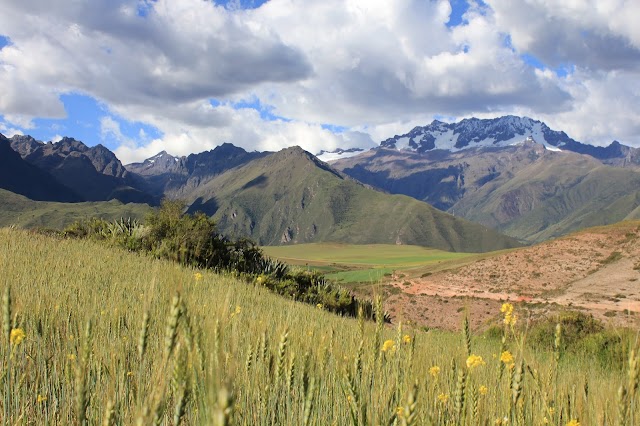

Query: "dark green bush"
left=528, top=310, right=604, bottom=352
left=527, top=310, right=634, bottom=370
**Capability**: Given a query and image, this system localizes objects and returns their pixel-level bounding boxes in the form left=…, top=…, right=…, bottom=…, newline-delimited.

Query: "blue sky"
left=0, top=0, right=638, bottom=163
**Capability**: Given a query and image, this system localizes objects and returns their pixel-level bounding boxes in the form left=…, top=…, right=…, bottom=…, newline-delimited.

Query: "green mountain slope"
left=333, top=141, right=640, bottom=243
left=0, top=189, right=151, bottom=229
left=185, top=147, right=520, bottom=252
left=498, top=166, right=640, bottom=241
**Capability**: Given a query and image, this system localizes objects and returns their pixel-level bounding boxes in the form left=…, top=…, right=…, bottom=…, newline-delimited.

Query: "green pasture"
left=263, top=243, right=474, bottom=283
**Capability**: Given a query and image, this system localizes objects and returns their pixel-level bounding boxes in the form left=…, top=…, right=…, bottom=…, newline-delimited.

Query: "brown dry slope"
left=382, top=221, right=640, bottom=330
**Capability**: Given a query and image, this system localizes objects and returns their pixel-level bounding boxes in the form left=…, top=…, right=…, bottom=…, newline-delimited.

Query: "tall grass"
left=0, top=228, right=635, bottom=424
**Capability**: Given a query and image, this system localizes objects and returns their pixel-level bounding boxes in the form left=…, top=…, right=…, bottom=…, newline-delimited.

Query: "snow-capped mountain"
left=380, top=116, right=577, bottom=152
left=376, top=115, right=639, bottom=166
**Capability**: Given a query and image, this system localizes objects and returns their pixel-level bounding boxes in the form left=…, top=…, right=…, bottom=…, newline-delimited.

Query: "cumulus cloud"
left=113, top=103, right=377, bottom=164
left=488, top=0, right=640, bottom=71
left=0, top=0, right=310, bottom=118
left=0, top=0, right=639, bottom=157
left=247, top=0, right=572, bottom=126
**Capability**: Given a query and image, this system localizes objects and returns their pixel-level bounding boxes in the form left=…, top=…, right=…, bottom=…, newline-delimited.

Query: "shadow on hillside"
left=187, top=197, right=219, bottom=216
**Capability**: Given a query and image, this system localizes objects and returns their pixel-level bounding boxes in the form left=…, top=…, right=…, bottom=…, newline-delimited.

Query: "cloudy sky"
left=1, top=0, right=639, bottom=163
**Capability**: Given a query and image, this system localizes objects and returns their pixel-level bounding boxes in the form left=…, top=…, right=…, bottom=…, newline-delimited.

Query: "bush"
left=61, top=199, right=381, bottom=321
left=529, top=311, right=605, bottom=352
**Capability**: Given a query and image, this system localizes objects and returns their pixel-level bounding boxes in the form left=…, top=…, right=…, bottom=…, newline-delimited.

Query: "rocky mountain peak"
left=9, top=134, right=44, bottom=157
left=376, top=115, right=638, bottom=165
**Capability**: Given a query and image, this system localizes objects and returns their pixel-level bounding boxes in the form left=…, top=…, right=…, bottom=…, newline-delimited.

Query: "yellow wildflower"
left=501, top=303, right=513, bottom=315
left=347, top=395, right=352, bottom=403
left=429, top=366, right=441, bottom=378
left=466, top=354, right=485, bottom=369
left=437, top=393, right=449, bottom=403
left=235, top=305, right=241, bottom=314
left=500, top=351, right=514, bottom=365
left=194, top=272, right=203, bottom=282
left=10, top=328, right=25, bottom=346
left=382, top=339, right=396, bottom=352
left=256, top=275, right=265, bottom=285
left=566, top=420, right=580, bottom=426
left=127, top=371, right=134, bottom=377
left=479, top=385, right=488, bottom=395
left=316, top=303, right=324, bottom=309
left=396, top=406, right=404, bottom=417
left=402, top=335, right=411, bottom=344
left=501, top=303, right=517, bottom=326
left=37, top=394, right=47, bottom=403
left=505, top=313, right=517, bottom=326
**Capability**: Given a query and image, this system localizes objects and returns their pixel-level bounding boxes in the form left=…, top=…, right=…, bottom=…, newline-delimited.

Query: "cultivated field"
left=0, top=228, right=636, bottom=424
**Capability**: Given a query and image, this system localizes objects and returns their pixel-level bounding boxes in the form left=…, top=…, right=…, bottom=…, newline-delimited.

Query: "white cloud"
left=113, top=103, right=377, bottom=164
left=0, top=0, right=310, bottom=119
left=0, top=0, right=639, bottom=157
left=246, top=0, right=572, bottom=126
left=488, top=0, right=640, bottom=70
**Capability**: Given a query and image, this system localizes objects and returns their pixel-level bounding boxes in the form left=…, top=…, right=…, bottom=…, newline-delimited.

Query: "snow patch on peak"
left=380, top=116, right=576, bottom=154
left=317, top=147, right=365, bottom=162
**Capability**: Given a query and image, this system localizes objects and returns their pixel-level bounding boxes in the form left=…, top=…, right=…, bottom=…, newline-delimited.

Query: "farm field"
left=263, top=243, right=477, bottom=284
left=0, top=228, right=636, bottom=424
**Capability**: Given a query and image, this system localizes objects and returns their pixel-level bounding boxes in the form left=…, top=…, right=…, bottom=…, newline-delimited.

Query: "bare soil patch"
left=377, top=221, right=640, bottom=330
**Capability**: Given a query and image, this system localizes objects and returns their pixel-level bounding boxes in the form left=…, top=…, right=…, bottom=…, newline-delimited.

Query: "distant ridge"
left=125, top=142, right=267, bottom=198
left=0, top=134, right=81, bottom=202
left=10, top=135, right=155, bottom=204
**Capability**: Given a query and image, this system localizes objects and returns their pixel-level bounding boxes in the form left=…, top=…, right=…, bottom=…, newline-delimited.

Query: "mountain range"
left=331, top=116, right=640, bottom=242
left=376, top=115, right=640, bottom=167
left=1, top=114, right=639, bottom=248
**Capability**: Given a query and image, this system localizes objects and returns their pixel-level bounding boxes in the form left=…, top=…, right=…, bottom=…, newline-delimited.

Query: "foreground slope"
left=185, top=146, right=520, bottom=252
left=0, top=227, right=625, bottom=424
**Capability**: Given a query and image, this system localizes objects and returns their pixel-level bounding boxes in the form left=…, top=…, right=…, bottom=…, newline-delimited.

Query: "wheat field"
left=0, top=228, right=635, bottom=425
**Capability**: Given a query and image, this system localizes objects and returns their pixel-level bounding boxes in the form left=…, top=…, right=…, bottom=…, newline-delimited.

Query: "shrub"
left=528, top=310, right=604, bottom=352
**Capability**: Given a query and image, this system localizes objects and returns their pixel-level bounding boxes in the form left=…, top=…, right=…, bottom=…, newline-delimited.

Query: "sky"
left=0, top=0, right=639, bottom=164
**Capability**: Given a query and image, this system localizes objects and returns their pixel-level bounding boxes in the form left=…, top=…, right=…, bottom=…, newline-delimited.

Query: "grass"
left=0, top=227, right=637, bottom=424
left=0, top=188, right=151, bottom=229
left=264, top=243, right=473, bottom=283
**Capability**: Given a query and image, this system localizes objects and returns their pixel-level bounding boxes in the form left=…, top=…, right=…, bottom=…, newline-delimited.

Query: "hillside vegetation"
left=184, top=147, right=520, bottom=252
left=0, top=228, right=636, bottom=424
left=0, top=189, right=151, bottom=229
